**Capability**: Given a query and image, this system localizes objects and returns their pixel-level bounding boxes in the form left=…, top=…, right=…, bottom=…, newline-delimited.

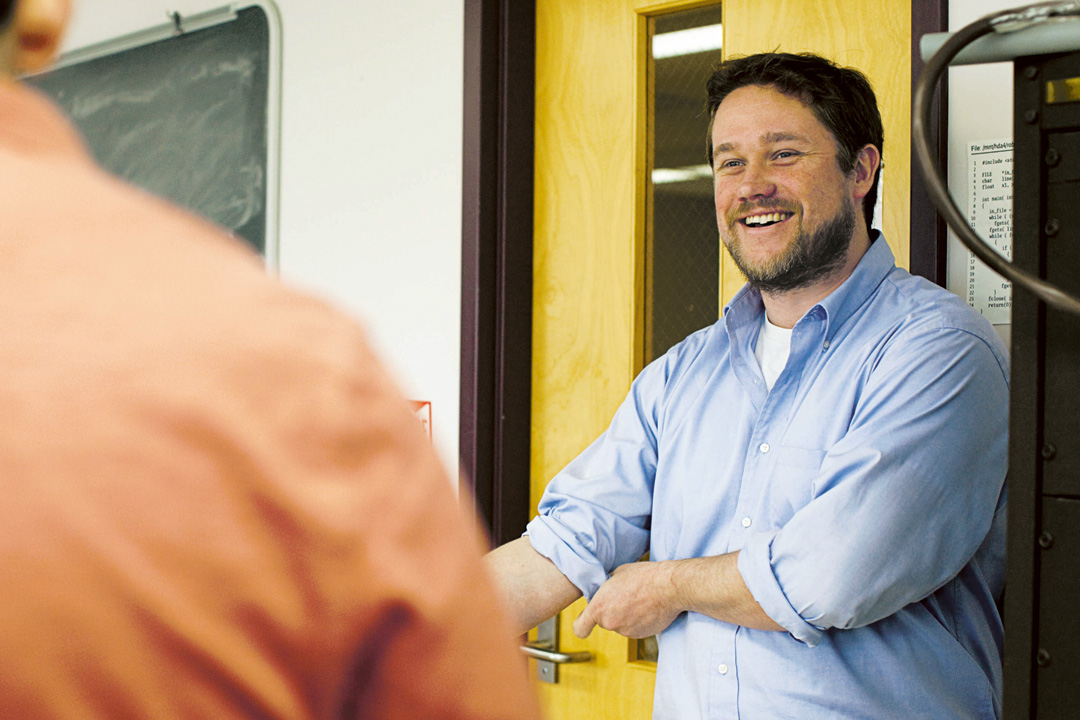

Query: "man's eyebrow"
left=713, top=132, right=809, bottom=156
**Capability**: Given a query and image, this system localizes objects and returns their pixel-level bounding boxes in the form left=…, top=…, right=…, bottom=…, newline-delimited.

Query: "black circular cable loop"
left=912, top=4, right=1080, bottom=316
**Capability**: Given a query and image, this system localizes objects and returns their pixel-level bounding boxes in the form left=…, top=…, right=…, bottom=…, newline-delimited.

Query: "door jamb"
left=460, top=0, right=536, bottom=546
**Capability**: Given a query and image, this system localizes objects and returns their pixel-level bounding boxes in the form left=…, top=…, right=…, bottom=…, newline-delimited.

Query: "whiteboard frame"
left=31, top=1, right=284, bottom=270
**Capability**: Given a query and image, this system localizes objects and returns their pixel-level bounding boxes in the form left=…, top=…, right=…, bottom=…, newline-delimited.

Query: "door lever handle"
left=519, top=615, right=592, bottom=683
left=519, top=642, right=592, bottom=664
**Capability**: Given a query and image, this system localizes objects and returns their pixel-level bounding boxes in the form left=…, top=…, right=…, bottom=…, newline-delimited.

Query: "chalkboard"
left=26, top=3, right=281, bottom=263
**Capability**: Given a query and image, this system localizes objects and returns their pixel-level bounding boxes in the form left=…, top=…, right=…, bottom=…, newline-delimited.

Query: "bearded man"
left=488, top=52, right=1009, bottom=720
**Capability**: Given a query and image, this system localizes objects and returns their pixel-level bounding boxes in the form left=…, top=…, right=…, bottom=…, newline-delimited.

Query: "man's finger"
left=572, top=604, right=596, bottom=638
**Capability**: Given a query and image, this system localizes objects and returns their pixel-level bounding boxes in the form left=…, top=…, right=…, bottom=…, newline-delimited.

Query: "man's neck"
left=759, top=228, right=872, bottom=329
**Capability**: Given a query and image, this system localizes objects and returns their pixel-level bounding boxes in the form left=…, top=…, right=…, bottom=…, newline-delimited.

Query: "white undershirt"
left=754, top=314, right=793, bottom=391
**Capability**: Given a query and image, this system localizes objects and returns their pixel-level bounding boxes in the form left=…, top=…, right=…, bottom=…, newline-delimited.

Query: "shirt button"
left=759, top=443, right=770, bottom=454
left=823, top=339, right=831, bottom=350
left=718, top=664, right=729, bottom=675
left=742, top=517, right=752, bottom=528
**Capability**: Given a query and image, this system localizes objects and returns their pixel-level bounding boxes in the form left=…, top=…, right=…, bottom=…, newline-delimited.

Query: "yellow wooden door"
left=529, top=1, right=911, bottom=718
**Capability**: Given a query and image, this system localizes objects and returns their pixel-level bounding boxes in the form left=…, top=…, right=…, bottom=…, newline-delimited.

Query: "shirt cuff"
left=525, top=516, right=610, bottom=599
left=738, top=531, right=824, bottom=646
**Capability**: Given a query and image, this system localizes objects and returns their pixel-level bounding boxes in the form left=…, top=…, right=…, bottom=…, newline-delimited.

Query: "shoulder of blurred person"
left=0, top=2, right=539, bottom=719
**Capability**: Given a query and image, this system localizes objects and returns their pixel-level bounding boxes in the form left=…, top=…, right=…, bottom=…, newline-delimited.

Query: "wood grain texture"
left=532, top=2, right=661, bottom=717
left=533, top=0, right=640, bottom=502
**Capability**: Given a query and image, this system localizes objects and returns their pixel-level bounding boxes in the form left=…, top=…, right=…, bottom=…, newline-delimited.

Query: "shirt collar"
left=723, top=231, right=897, bottom=342
left=813, top=231, right=896, bottom=341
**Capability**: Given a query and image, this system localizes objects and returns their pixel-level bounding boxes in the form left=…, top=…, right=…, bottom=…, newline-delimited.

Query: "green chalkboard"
left=26, top=3, right=281, bottom=262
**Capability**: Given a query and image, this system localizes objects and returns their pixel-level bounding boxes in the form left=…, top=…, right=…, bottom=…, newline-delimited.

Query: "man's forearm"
left=572, top=551, right=784, bottom=638
left=485, top=536, right=582, bottom=635
left=668, top=552, right=785, bottom=631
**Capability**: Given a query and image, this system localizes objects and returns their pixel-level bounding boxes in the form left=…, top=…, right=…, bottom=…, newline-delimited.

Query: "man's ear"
left=851, top=144, right=881, bottom=201
left=13, top=0, right=71, bottom=74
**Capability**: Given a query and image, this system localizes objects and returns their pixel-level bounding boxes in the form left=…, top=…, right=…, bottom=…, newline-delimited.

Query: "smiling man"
left=488, top=53, right=1009, bottom=719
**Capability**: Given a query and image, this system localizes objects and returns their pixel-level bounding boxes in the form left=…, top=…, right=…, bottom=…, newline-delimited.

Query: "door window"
left=645, top=4, right=724, bottom=365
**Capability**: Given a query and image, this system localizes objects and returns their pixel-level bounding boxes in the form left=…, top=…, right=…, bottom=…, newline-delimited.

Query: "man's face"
left=710, top=84, right=859, bottom=294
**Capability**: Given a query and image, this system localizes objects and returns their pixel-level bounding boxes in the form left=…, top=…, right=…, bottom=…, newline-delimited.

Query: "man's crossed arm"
left=485, top=537, right=783, bottom=638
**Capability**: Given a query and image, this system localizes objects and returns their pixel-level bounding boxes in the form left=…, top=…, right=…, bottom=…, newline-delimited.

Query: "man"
left=488, top=52, right=1009, bottom=719
left=0, top=1, right=538, bottom=719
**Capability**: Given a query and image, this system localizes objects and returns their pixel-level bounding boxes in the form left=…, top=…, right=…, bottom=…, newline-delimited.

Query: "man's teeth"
left=743, top=212, right=789, bottom=226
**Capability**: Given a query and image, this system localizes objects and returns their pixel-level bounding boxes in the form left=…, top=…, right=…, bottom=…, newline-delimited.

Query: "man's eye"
left=719, top=159, right=742, bottom=169
left=775, top=151, right=800, bottom=160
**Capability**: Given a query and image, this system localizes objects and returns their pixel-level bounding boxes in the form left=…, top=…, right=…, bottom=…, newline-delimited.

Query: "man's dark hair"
left=706, top=52, right=884, bottom=233
left=0, top=1, right=13, bottom=29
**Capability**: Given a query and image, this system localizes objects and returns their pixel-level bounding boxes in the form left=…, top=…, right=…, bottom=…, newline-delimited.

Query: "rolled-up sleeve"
left=524, top=349, right=680, bottom=599
left=739, top=324, right=1008, bottom=640
left=739, top=530, right=826, bottom=644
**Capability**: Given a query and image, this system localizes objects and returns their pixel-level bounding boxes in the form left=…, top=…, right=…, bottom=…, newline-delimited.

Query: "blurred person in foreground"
left=0, top=1, right=539, bottom=718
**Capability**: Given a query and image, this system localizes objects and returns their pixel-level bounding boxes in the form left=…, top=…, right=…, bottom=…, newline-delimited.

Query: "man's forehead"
left=711, top=86, right=836, bottom=154
left=714, top=84, right=823, bottom=119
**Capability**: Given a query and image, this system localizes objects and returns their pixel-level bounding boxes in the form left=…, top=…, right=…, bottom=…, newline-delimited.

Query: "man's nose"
left=737, top=166, right=777, bottom=203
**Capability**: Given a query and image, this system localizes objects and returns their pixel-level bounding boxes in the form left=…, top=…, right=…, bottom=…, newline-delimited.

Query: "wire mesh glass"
left=645, top=4, right=724, bottom=365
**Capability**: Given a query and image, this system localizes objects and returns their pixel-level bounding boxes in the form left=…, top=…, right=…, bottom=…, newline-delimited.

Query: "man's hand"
left=572, top=561, right=682, bottom=639
left=571, top=553, right=785, bottom=639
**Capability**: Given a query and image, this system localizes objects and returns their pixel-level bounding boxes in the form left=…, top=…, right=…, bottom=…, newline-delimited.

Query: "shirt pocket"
left=767, top=445, right=827, bottom=526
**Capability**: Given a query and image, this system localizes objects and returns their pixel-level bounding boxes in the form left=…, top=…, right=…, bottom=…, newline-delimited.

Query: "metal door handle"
left=519, top=616, right=591, bottom=683
left=519, top=642, right=592, bottom=664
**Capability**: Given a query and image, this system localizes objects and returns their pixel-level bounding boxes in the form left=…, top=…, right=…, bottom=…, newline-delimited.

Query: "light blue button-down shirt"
left=526, top=236, right=1009, bottom=720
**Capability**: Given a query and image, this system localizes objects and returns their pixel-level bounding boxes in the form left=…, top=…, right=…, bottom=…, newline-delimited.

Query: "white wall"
left=61, top=0, right=464, bottom=475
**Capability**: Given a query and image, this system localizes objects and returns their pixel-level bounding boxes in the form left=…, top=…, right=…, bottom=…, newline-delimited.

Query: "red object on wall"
left=410, top=400, right=432, bottom=440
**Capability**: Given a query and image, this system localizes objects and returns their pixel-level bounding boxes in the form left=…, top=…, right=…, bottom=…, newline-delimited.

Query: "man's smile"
left=740, top=211, right=794, bottom=228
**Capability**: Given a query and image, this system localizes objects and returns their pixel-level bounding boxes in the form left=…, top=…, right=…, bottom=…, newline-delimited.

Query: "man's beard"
left=722, top=198, right=857, bottom=295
